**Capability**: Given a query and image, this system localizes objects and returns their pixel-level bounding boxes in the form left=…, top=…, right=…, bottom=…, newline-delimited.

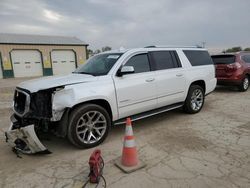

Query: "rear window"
left=211, top=55, right=236, bottom=64
left=183, top=50, right=213, bottom=66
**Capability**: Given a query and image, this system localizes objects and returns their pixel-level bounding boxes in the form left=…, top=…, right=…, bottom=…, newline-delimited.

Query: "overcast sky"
left=0, top=0, right=249, bottom=51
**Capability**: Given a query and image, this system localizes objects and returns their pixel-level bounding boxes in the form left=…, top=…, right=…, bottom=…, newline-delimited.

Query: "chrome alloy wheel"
left=76, top=111, right=107, bottom=144
left=190, top=89, right=204, bottom=111
left=243, top=77, right=249, bottom=90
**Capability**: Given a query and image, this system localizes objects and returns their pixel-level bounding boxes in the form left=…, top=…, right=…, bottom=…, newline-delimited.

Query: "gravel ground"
left=0, top=78, right=249, bottom=188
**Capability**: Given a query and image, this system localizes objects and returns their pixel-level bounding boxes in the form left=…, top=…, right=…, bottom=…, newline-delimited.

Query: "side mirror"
left=117, top=66, right=135, bottom=77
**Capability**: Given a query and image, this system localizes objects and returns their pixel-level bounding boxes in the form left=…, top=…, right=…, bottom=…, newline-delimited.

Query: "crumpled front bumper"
left=5, top=116, right=51, bottom=154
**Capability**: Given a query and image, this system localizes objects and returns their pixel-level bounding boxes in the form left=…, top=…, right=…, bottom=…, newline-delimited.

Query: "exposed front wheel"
left=67, top=104, right=111, bottom=148
left=183, top=85, right=205, bottom=114
left=238, top=76, right=249, bottom=92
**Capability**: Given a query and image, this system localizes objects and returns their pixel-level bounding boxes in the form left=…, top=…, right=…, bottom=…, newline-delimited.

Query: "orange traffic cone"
left=115, top=118, right=146, bottom=173
left=121, top=118, right=138, bottom=166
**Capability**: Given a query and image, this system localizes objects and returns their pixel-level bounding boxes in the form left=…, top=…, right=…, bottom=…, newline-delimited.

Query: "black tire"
left=238, top=76, right=249, bottom=92
left=183, top=85, right=205, bottom=114
left=67, top=104, right=111, bottom=148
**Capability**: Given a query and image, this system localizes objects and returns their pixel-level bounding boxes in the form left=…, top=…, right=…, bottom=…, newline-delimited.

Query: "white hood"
left=18, top=74, right=98, bottom=92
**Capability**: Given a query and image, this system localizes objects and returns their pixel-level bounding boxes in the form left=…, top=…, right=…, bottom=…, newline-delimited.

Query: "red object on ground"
left=88, top=149, right=103, bottom=183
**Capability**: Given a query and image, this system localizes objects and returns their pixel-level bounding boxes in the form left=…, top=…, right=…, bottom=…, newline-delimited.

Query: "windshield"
left=73, top=53, right=123, bottom=76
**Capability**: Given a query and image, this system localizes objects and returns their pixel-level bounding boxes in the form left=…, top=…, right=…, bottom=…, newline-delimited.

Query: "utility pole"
left=201, top=41, right=206, bottom=48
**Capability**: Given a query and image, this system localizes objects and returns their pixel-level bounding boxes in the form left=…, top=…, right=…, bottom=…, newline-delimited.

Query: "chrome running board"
left=114, top=102, right=183, bottom=125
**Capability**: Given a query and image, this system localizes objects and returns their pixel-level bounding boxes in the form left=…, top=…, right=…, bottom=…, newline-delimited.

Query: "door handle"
left=145, top=78, right=155, bottom=82
left=176, top=73, right=183, bottom=77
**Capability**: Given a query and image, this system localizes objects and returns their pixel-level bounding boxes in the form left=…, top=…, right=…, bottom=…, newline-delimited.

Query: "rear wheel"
left=183, top=85, right=205, bottom=114
left=238, top=76, right=249, bottom=92
left=67, top=104, right=111, bottom=148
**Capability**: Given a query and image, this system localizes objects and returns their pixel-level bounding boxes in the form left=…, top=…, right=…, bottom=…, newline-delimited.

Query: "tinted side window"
left=242, top=55, right=250, bottom=63
left=150, top=51, right=176, bottom=70
left=183, top=50, right=213, bottom=66
left=126, top=54, right=150, bottom=73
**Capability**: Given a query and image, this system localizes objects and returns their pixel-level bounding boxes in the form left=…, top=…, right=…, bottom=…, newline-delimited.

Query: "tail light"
left=225, top=62, right=242, bottom=72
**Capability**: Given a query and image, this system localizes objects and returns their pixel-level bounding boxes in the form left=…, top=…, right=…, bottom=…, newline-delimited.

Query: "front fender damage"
left=5, top=120, right=51, bottom=154
left=6, top=85, right=77, bottom=155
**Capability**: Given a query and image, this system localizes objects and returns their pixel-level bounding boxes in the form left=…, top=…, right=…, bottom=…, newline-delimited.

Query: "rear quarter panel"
left=177, top=49, right=217, bottom=95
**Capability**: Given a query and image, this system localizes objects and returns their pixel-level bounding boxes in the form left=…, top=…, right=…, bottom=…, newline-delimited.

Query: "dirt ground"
left=0, top=78, right=250, bottom=188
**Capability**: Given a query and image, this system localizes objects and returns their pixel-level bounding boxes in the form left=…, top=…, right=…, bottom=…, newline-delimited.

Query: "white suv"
left=5, top=46, right=217, bottom=153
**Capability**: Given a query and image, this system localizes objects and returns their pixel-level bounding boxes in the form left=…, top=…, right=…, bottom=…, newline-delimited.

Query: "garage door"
left=51, top=50, right=76, bottom=75
left=11, top=50, right=43, bottom=77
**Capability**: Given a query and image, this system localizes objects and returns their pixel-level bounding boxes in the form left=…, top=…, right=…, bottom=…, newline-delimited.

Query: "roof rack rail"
left=144, top=45, right=203, bottom=48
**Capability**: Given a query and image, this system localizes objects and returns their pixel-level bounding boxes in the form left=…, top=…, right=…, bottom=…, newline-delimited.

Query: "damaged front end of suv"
left=5, top=86, right=70, bottom=154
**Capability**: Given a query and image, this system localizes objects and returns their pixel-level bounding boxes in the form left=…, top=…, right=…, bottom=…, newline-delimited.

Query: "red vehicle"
left=211, top=52, right=250, bottom=92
